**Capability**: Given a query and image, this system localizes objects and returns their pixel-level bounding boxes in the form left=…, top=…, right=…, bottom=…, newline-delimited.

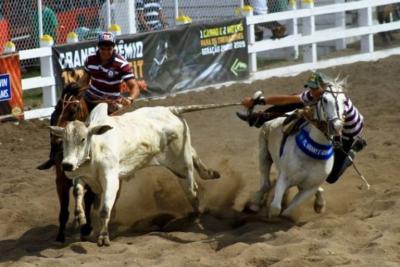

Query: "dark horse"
left=46, top=68, right=127, bottom=242
left=50, top=82, right=96, bottom=242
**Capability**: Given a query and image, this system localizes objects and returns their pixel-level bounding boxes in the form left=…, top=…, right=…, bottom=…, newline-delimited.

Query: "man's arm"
left=265, top=95, right=302, bottom=105
left=126, top=78, right=141, bottom=100
left=242, top=94, right=302, bottom=108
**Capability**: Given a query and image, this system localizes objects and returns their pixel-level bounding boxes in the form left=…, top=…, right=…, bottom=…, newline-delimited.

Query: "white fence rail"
left=246, top=0, right=400, bottom=77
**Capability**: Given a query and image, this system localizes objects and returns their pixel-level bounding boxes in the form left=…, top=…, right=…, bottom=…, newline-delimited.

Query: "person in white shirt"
left=99, top=0, right=116, bottom=30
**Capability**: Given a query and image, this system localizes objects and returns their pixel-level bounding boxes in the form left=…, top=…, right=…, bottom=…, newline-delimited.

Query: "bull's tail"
left=169, top=102, right=241, bottom=115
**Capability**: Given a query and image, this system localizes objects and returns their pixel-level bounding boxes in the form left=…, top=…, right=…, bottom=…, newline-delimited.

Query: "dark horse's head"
left=55, top=82, right=89, bottom=127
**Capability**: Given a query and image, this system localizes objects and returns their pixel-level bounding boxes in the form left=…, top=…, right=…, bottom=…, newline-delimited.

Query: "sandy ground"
left=1, top=55, right=400, bottom=267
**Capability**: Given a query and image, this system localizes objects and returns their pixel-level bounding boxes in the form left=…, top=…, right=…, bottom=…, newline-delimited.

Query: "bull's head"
left=50, top=121, right=113, bottom=172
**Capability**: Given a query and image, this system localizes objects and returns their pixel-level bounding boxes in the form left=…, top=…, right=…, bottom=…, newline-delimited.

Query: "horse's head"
left=315, top=75, right=348, bottom=138
left=57, top=83, right=88, bottom=127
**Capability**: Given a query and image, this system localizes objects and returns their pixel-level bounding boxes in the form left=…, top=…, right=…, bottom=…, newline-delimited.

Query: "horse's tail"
left=169, top=103, right=241, bottom=116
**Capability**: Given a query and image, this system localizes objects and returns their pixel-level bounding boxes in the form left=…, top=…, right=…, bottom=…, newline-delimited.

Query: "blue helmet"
left=98, top=32, right=116, bottom=47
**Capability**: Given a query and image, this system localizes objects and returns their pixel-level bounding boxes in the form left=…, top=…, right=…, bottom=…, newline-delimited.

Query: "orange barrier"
left=0, top=19, right=10, bottom=54
left=0, top=53, right=24, bottom=122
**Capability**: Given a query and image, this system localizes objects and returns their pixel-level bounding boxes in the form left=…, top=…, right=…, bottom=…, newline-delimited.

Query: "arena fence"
left=3, top=0, right=400, bottom=120
left=245, top=0, right=400, bottom=80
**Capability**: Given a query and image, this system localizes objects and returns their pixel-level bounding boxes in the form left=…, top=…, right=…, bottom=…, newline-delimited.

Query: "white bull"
left=50, top=102, right=235, bottom=246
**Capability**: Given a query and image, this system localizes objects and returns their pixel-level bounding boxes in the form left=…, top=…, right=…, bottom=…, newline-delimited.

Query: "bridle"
left=57, top=90, right=131, bottom=127
left=57, top=94, right=83, bottom=126
left=313, top=85, right=347, bottom=142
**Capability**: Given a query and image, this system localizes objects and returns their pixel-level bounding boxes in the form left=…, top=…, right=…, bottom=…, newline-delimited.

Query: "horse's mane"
left=324, top=74, right=348, bottom=93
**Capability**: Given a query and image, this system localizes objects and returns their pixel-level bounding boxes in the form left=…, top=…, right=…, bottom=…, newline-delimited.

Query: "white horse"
left=248, top=77, right=348, bottom=218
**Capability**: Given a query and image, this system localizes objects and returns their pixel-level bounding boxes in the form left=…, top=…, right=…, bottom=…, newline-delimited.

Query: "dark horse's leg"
left=55, top=157, right=72, bottom=243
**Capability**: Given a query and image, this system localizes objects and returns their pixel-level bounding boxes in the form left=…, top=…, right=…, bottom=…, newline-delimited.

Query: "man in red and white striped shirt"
left=77, top=32, right=145, bottom=112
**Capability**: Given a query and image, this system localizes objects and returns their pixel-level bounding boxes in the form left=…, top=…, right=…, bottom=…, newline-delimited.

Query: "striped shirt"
left=300, top=90, right=364, bottom=138
left=136, top=0, right=164, bottom=31
left=84, top=51, right=134, bottom=102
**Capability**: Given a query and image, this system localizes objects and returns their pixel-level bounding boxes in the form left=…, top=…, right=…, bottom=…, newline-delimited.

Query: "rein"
left=57, top=94, right=81, bottom=126
left=295, top=103, right=370, bottom=190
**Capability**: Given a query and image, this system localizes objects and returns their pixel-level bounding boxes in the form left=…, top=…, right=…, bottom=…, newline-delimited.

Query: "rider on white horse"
left=237, top=71, right=366, bottom=184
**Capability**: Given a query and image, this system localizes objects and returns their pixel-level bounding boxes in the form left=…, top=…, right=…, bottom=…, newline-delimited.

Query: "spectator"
left=99, top=0, right=116, bottom=31
left=84, top=17, right=102, bottom=40
left=245, top=0, right=286, bottom=40
left=32, top=3, right=58, bottom=46
left=75, top=14, right=90, bottom=41
left=377, top=4, right=397, bottom=44
left=245, top=0, right=268, bottom=41
left=266, top=0, right=287, bottom=39
left=136, top=0, right=168, bottom=32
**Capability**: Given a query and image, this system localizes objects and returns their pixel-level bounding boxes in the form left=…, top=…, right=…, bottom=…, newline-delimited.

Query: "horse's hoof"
left=243, top=202, right=260, bottom=214
left=314, top=201, right=326, bottom=214
left=191, top=198, right=200, bottom=214
left=211, top=170, right=221, bottom=179
left=249, top=203, right=260, bottom=213
left=78, top=216, right=87, bottom=226
left=268, top=205, right=281, bottom=218
left=80, top=224, right=93, bottom=237
left=56, top=233, right=66, bottom=243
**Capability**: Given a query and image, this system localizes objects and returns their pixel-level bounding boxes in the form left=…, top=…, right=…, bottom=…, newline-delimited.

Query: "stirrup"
left=251, top=91, right=265, bottom=106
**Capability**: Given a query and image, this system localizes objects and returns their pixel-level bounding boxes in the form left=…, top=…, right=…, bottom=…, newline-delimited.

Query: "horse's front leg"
left=247, top=127, right=273, bottom=213
left=55, top=164, right=72, bottom=243
left=281, top=186, right=319, bottom=217
left=80, top=186, right=95, bottom=239
left=269, top=172, right=289, bottom=218
left=313, top=187, right=326, bottom=214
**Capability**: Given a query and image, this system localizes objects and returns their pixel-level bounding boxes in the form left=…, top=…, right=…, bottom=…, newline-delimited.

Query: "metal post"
left=37, top=0, right=43, bottom=38
left=174, top=0, right=179, bottom=19
left=302, top=0, right=317, bottom=63
left=115, top=0, right=136, bottom=34
left=106, top=0, right=111, bottom=30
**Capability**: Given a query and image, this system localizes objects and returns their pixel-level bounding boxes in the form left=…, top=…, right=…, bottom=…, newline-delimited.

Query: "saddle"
left=279, top=108, right=309, bottom=157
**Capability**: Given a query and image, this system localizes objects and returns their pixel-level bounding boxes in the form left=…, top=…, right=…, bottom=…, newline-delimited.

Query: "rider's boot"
left=37, top=110, right=61, bottom=170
